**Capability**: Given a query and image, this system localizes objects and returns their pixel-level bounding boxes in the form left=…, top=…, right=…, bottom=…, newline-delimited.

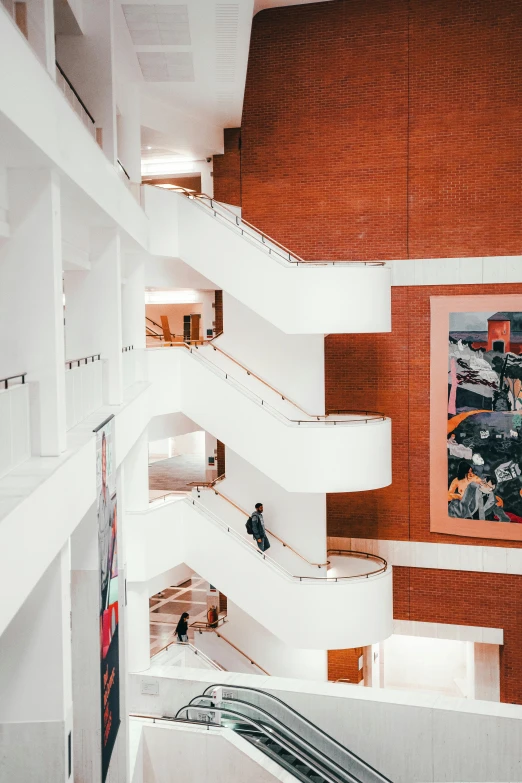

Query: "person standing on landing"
left=251, top=503, right=270, bottom=552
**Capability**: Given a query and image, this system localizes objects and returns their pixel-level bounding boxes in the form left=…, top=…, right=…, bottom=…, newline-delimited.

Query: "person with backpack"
left=175, top=611, right=189, bottom=643
left=249, top=503, right=270, bottom=552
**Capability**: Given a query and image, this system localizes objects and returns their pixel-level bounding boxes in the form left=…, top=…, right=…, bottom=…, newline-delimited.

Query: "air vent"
left=137, top=52, right=195, bottom=82
left=216, top=3, right=239, bottom=83
left=122, top=4, right=191, bottom=46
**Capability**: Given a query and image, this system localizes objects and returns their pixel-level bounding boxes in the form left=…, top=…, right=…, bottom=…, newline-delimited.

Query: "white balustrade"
left=65, top=358, right=103, bottom=430
left=0, top=382, right=30, bottom=479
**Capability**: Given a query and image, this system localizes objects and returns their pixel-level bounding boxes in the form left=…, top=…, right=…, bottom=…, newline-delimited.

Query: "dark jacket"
left=175, top=617, right=188, bottom=636
left=251, top=511, right=265, bottom=540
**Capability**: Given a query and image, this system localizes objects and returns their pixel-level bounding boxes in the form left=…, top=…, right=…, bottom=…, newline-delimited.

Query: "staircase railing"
left=152, top=639, right=224, bottom=671
left=155, top=337, right=384, bottom=425
left=193, top=626, right=270, bottom=675
left=191, top=475, right=329, bottom=569
left=164, top=185, right=386, bottom=268
left=184, top=493, right=387, bottom=583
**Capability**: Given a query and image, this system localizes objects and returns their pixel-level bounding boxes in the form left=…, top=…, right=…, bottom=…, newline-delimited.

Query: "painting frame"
left=430, top=294, right=522, bottom=541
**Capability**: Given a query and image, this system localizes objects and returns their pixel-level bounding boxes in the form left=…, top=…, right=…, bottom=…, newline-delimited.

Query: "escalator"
left=173, top=683, right=392, bottom=783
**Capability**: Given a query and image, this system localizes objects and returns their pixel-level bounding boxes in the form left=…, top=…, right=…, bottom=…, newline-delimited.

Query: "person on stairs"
left=175, top=611, right=189, bottom=643
left=251, top=503, right=270, bottom=552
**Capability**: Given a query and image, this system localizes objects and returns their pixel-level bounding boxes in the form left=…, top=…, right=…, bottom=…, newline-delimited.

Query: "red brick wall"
left=216, top=440, right=226, bottom=476
left=241, top=0, right=522, bottom=260
left=326, top=283, right=522, bottom=548
left=395, top=567, right=522, bottom=704
left=214, top=290, right=223, bottom=335
left=213, top=128, right=241, bottom=207
left=327, top=648, right=364, bottom=684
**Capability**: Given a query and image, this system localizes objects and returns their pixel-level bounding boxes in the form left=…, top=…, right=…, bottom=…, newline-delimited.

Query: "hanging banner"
left=95, top=415, right=120, bottom=781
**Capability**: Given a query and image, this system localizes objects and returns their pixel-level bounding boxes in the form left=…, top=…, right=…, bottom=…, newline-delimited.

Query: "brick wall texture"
left=214, top=290, right=223, bottom=335
left=327, top=648, right=364, bottom=683
left=213, top=128, right=242, bottom=207
left=239, top=0, right=522, bottom=702
left=241, top=0, right=522, bottom=261
left=395, top=568, right=522, bottom=704
left=325, top=284, right=522, bottom=548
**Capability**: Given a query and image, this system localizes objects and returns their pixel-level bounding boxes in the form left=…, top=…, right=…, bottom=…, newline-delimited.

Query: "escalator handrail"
left=202, top=683, right=392, bottom=783
left=185, top=696, right=375, bottom=783
left=174, top=705, right=363, bottom=783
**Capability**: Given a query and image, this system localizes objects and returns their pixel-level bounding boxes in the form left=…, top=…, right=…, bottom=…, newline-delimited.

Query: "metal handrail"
left=0, top=372, right=26, bottom=390
left=194, top=627, right=270, bottom=675
left=209, top=339, right=379, bottom=421
left=152, top=640, right=224, bottom=671
left=190, top=614, right=228, bottom=630
left=55, top=61, right=95, bottom=124
left=171, top=186, right=386, bottom=268
left=122, top=345, right=134, bottom=352
left=65, top=354, right=101, bottom=369
left=201, top=684, right=392, bottom=783
left=146, top=316, right=163, bottom=329
left=191, top=476, right=329, bottom=569
left=163, top=340, right=385, bottom=426
left=117, top=159, right=131, bottom=180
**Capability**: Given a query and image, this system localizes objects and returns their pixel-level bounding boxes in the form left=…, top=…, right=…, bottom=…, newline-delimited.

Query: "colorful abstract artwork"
left=95, top=416, right=120, bottom=781
left=448, top=311, right=522, bottom=524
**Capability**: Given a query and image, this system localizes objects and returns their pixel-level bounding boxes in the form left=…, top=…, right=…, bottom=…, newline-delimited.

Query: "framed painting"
left=431, top=295, right=522, bottom=541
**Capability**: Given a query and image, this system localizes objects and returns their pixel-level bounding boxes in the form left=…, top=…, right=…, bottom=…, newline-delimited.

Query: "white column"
left=26, top=0, right=56, bottom=76
left=474, top=643, right=500, bottom=701
left=126, top=582, right=150, bottom=673
left=0, top=545, right=73, bottom=781
left=201, top=290, right=215, bottom=340
left=64, top=228, right=123, bottom=405
left=122, top=253, right=146, bottom=384
left=200, top=162, right=213, bottom=197
left=124, top=429, right=149, bottom=511
left=0, top=168, right=66, bottom=456
left=71, top=503, right=102, bottom=783
left=116, top=84, right=141, bottom=183
left=205, top=431, right=217, bottom=472
left=55, top=0, right=116, bottom=162
left=123, top=430, right=151, bottom=672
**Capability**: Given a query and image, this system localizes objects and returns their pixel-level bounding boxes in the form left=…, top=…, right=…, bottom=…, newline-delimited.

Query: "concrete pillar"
left=124, top=429, right=149, bottom=512
left=116, top=84, right=141, bottom=183
left=200, top=161, right=213, bottom=197
left=0, top=545, right=73, bottom=781
left=122, top=431, right=151, bottom=673
left=201, top=290, right=215, bottom=340
left=26, top=0, right=56, bottom=76
left=55, top=0, right=117, bottom=162
left=474, top=642, right=500, bottom=701
left=0, top=168, right=66, bottom=456
left=64, top=228, right=123, bottom=405
left=122, top=253, right=146, bottom=384
left=205, top=431, right=217, bottom=472
left=71, top=502, right=102, bottom=783
left=126, top=582, right=150, bottom=673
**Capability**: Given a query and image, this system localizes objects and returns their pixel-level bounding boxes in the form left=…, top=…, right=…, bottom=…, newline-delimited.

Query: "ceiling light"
left=145, top=290, right=201, bottom=305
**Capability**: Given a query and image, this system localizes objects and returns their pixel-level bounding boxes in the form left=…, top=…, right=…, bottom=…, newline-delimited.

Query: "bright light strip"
left=145, top=289, right=201, bottom=305
left=141, top=156, right=197, bottom=176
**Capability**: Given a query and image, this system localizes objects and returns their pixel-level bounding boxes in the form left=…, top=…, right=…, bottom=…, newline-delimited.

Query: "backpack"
left=245, top=516, right=254, bottom=536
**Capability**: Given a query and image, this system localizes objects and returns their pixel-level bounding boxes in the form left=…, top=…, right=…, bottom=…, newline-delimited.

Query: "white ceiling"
left=119, top=0, right=332, bottom=164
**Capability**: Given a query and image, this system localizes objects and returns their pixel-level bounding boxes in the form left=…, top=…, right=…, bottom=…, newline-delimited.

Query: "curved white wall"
left=128, top=498, right=393, bottom=650
left=143, top=186, right=391, bottom=335
left=147, top=348, right=392, bottom=494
